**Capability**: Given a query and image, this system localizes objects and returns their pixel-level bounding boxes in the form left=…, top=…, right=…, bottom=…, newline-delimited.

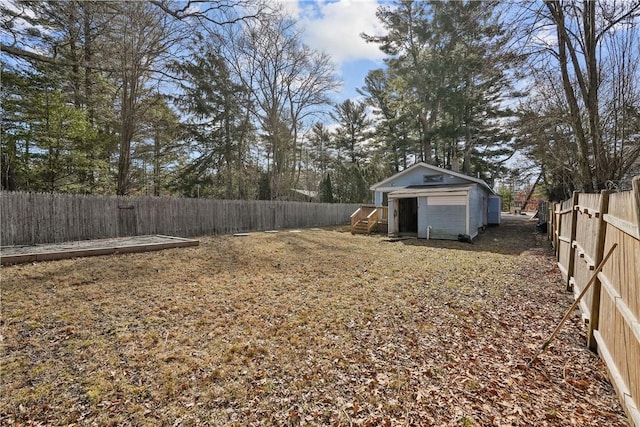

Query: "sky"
left=279, top=0, right=389, bottom=103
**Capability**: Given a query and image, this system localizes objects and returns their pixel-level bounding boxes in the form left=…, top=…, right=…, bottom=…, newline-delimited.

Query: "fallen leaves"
left=0, top=219, right=629, bottom=425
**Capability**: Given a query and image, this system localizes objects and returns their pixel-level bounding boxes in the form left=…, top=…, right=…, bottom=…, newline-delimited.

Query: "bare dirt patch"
left=0, top=216, right=627, bottom=426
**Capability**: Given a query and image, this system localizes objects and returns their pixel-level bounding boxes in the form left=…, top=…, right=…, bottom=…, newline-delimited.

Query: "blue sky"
left=279, top=0, right=388, bottom=103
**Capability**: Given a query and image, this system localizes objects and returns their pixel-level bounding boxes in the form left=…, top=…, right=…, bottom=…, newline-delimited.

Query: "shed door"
left=425, top=195, right=467, bottom=239
left=398, top=198, right=418, bottom=233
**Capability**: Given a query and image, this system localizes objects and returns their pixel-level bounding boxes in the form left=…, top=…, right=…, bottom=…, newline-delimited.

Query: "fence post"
left=552, top=202, right=559, bottom=248
left=548, top=202, right=554, bottom=243
left=633, top=176, right=640, bottom=229
left=565, top=191, right=580, bottom=291
left=587, top=189, right=612, bottom=352
left=555, top=202, right=562, bottom=262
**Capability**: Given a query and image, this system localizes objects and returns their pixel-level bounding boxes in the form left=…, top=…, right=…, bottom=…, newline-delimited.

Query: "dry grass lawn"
left=0, top=216, right=628, bottom=426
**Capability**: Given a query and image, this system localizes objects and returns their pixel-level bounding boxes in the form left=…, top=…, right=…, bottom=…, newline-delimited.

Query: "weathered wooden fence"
left=550, top=177, right=640, bottom=427
left=0, top=192, right=359, bottom=246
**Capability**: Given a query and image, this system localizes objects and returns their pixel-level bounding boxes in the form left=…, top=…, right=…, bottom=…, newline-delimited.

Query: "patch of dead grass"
left=0, top=219, right=628, bottom=426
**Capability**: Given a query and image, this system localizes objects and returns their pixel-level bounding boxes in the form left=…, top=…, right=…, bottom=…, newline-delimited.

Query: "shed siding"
left=374, top=191, right=383, bottom=205
left=425, top=203, right=466, bottom=240
left=469, top=186, right=481, bottom=236
left=488, top=196, right=501, bottom=225
left=468, top=185, right=488, bottom=237
left=417, top=196, right=429, bottom=238
left=387, top=199, right=396, bottom=235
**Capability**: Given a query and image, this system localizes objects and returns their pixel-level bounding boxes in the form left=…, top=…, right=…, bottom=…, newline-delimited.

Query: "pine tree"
left=172, top=46, right=253, bottom=199
left=319, top=173, right=334, bottom=203
left=330, top=99, right=371, bottom=165
left=363, top=0, right=519, bottom=180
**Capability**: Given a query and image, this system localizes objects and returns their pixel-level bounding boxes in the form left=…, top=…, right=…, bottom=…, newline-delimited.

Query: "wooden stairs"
left=351, top=205, right=388, bottom=235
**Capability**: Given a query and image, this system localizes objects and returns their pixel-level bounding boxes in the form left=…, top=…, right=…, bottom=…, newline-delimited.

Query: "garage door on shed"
left=425, top=195, right=468, bottom=239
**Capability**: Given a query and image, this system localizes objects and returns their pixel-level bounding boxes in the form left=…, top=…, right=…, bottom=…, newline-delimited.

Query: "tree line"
left=2, top=0, right=639, bottom=202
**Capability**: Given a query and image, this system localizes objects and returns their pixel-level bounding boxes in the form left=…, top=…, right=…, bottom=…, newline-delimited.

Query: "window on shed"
left=423, top=174, right=444, bottom=184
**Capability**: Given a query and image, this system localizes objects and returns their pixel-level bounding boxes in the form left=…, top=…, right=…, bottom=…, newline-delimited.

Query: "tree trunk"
left=419, top=113, right=434, bottom=164
left=583, top=0, right=604, bottom=189
left=117, top=77, right=137, bottom=195
left=153, top=128, right=161, bottom=196
left=547, top=1, right=594, bottom=191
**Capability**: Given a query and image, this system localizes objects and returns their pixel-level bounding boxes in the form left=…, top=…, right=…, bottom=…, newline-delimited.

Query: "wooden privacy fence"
left=549, top=177, right=640, bottom=427
left=0, top=192, right=359, bottom=246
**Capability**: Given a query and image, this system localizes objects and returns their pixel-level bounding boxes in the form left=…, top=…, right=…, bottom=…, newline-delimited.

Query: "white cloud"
left=278, top=0, right=301, bottom=19
left=273, top=0, right=388, bottom=101
left=296, top=0, right=387, bottom=64
left=530, top=27, right=557, bottom=49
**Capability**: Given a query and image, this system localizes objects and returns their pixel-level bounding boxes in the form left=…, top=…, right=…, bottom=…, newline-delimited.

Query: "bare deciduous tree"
left=515, top=1, right=640, bottom=194
left=223, top=11, right=338, bottom=199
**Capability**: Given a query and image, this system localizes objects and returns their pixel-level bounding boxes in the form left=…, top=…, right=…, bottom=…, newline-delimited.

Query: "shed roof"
left=371, top=162, right=494, bottom=194
left=388, top=184, right=473, bottom=199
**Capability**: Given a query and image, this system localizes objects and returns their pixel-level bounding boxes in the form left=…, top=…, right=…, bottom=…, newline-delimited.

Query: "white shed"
left=369, top=163, right=497, bottom=240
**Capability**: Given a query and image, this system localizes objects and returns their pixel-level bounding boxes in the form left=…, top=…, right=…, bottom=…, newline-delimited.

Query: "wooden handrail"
left=380, top=206, right=388, bottom=221
left=351, top=205, right=389, bottom=234
left=351, top=207, right=367, bottom=227
left=366, top=209, right=378, bottom=233
left=366, top=206, right=389, bottom=233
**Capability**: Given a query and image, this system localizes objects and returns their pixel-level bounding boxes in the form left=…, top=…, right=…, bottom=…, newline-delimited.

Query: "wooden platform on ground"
left=0, top=235, right=199, bottom=265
